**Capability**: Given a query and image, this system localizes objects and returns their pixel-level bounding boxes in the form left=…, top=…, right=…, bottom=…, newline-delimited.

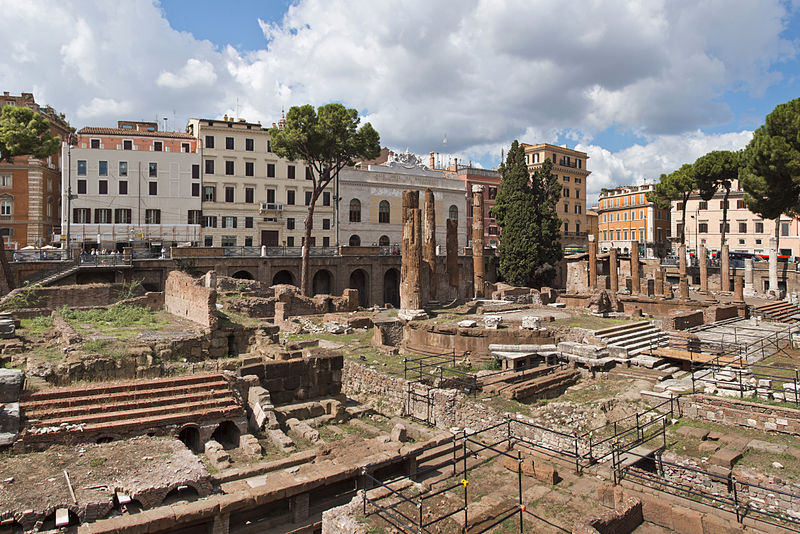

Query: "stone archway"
left=312, top=269, right=334, bottom=296
left=231, top=270, right=254, bottom=280
left=272, top=269, right=295, bottom=286
left=161, top=485, right=200, bottom=506
left=348, top=268, right=369, bottom=307
left=178, top=425, right=201, bottom=453
left=383, top=268, right=400, bottom=308
left=211, top=420, right=241, bottom=450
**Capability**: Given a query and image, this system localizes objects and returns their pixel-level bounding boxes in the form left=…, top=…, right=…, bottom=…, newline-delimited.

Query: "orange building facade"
left=597, top=184, right=670, bottom=257
left=0, top=92, right=70, bottom=249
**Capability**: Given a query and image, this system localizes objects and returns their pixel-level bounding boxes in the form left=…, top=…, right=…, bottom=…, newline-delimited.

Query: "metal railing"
left=402, top=347, right=478, bottom=395
left=78, top=254, right=132, bottom=267
left=11, top=250, right=70, bottom=262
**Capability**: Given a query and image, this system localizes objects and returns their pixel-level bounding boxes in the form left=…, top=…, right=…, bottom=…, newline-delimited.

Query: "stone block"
left=390, top=424, right=407, bottom=443
left=483, top=316, right=502, bottom=329
left=521, top=316, right=542, bottom=330
left=670, top=507, right=704, bottom=534
left=457, top=320, right=477, bottom=328
left=747, top=439, right=787, bottom=455
left=267, top=428, right=295, bottom=453
left=709, top=447, right=743, bottom=468
left=698, top=441, right=719, bottom=454
left=239, top=434, right=262, bottom=457
left=676, top=426, right=709, bottom=440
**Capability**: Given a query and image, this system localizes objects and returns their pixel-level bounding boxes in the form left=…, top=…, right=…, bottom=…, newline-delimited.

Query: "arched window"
left=349, top=199, right=361, bottom=222
left=379, top=235, right=390, bottom=246
left=378, top=200, right=390, bottom=223
left=448, top=205, right=458, bottom=221
left=0, top=199, right=12, bottom=216
left=349, top=234, right=361, bottom=246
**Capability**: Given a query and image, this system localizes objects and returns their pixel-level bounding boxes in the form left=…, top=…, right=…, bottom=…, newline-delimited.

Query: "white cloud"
left=76, top=97, right=133, bottom=120
left=157, top=58, right=217, bottom=89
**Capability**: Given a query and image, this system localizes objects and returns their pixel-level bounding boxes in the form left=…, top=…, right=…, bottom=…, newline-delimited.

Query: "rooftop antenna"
left=163, top=117, right=168, bottom=131
left=235, top=98, right=240, bottom=120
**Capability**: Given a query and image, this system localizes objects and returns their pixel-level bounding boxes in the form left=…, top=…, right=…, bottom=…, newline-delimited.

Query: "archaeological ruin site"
left=2, top=188, right=800, bottom=534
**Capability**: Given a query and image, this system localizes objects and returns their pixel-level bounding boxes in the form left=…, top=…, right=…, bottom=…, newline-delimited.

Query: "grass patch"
left=19, top=315, right=53, bottom=337
left=89, top=457, right=107, bottom=468
left=60, top=304, right=166, bottom=330
left=552, top=313, right=643, bottom=331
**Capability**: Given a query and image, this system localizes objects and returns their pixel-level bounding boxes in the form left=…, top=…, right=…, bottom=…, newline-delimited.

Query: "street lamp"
left=65, top=132, right=78, bottom=259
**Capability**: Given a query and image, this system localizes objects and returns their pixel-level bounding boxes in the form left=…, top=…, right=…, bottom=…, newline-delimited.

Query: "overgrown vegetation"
left=116, top=278, right=143, bottom=301
left=0, top=282, right=41, bottom=311
left=59, top=304, right=165, bottom=329
left=174, top=258, right=199, bottom=276
left=19, top=315, right=53, bottom=336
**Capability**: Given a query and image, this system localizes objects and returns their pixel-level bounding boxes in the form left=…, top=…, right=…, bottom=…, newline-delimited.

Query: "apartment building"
left=340, top=151, right=466, bottom=249
left=670, top=179, right=800, bottom=257
left=186, top=117, right=334, bottom=248
left=455, top=166, right=502, bottom=248
left=597, top=184, right=671, bottom=257
left=0, top=92, right=70, bottom=249
left=522, top=143, right=590, bottom=251
left=62, top=122, right=200, bottom=251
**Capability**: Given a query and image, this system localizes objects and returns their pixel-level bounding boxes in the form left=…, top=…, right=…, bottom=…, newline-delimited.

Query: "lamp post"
left=65, top=132, right=77, bottom=259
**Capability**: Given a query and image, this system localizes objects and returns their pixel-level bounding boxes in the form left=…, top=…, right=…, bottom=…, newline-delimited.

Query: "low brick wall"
left=273, top=285, right=358, bottom=322
left=574, top=496, right=642, bottom=534
left=679, top=394, right=800, bottom=435
left=663, top=310, right=704, bottom=331
left=703, top=305, right=740, bottom=323
left=164, top=270, right=217, bottom=328
left=238, top=351, right=343, bottom=405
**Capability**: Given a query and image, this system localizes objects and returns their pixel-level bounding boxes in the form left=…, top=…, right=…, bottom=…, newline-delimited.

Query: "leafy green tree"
left=694, top=150, right=739, bottom=246
left=646, top=163, right=697, bottom=245
left=0, top=106, right=60, bottom=162
left=492, top=141, right=562, bottom=287
left=741, top=97, right=800, bottom=248
left=269, top=104, right=380, bottom=295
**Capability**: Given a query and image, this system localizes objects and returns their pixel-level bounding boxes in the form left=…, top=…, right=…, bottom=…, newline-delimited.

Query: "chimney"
left=454, top=157, right=458, bottom=171
left=430, top=152, right=435, bottom=169
left=223, top=114, right=229, bottom=121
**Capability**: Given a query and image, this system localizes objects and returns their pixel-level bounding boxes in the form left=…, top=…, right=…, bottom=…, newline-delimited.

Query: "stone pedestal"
left=472, top=185, right=485, bottom=299
left=733, top=275, right=744, bottom=303
left=654, top=270, right=664, bottom=296
left=720, top=244, right=730, bottom=292
left=768, top=236, right=781, bottom=298
left=744, top=258, right=756, bottom=297
left=679, top=276, right=689, bottom=301
left=588, top=235, right=597, bottom=290
left=699, top=245, right=708, bottom=293
left=630, top=240, right=640, bottom=295
left=609, top=248, right=618, bottom=292
left=423, top=188, right=437, bottom=302
left=446, top=218, right=459, bottom=296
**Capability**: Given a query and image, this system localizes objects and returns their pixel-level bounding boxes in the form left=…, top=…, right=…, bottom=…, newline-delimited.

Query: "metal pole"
left=517, top=450, right=523, bottom=534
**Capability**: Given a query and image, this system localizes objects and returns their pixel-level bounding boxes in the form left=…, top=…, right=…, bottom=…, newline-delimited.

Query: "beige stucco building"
left=187, top=117, right=334, bottom=249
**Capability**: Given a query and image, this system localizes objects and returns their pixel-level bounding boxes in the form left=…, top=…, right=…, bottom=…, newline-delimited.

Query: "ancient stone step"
left=594, top=321, right=654, bottom=338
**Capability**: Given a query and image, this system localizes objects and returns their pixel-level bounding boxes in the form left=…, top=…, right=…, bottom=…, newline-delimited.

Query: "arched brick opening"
left=383, top=268, right=400, bottom=308
left=95, top=435, right=116, bottom=444
left=161, top=485, right=200, bottom=506
left=41, top=509, right=80, bottom=530
left=211, top=420, right=241, bottom=449
left=272, top=269, right=295, bottom=286
left=348, top=269, right=369, bottom=308
left=231, top=270, right=254, bottom=280
left=312, top=269, right=334, bottom=296
left=113, top=497, right=143, bottom=515
left=0, top=520, right=23, bottom=534
left=178, top=425, right=201, bottom=453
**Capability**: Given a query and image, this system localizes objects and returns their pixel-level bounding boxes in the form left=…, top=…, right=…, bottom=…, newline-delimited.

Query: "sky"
left=2, top=0, right=799, bottom=206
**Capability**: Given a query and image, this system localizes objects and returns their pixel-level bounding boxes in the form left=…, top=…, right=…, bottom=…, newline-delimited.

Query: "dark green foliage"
left=0, top=106, right=60, bottom=162
left=694, top=150, right=739, bottom=245
left=492, top=141, right=562, bottom=287
left=269, top=104, right=380, bottom=295
left=646, top=163, right=697, bottom=244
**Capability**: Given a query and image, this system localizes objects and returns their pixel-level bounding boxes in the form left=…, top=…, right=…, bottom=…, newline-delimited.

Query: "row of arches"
left=348, top=199, right=459, bottom=224
left=347, top=235, right=391, bottom=247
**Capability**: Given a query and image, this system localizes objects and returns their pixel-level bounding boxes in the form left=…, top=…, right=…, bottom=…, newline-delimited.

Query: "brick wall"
left=164, top=270, right=217, bottom=328
left=273, top=285, right=357, bottom=322
left=702, top=305, right=740, bottom=323
left=679, top=394, right=800, bottom=435
left=663, top=310, right=704, bottom=331
left=238, top=351, right=343, bottom=405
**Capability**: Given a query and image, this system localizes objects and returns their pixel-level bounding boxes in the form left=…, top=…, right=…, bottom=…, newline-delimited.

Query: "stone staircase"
left=20, top=373, right=243, bottom=447
left=753, top=301, right=800, bottom=323
left=594, top=321, right=669, bottom=359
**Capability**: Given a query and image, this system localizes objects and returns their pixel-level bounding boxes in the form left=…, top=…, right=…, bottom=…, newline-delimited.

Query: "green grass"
left=552, top=312, right=642, bottom=331
left=19, top=315, right=54, bottom=337
left=89, top=457, right=107, bottom=468
left=60, top=304, right=166, bottom=330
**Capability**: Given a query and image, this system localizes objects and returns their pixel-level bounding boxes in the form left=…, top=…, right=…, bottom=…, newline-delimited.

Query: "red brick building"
left=0, top=92, right=70, bottom=248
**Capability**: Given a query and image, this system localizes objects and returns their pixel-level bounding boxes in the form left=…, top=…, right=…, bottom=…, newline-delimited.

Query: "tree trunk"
left=721, top=187, right=730, bottom=246
left=300, top=200, right=316, bottom=296
left=680, top=194, right=689, bottom=245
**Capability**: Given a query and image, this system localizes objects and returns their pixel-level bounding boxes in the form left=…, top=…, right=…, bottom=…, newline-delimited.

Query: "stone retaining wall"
left=164, top=270, right=217, bottom=328
left=678, top=394, right=800, bottom=435
left=239, top=351, right=343, bottom=405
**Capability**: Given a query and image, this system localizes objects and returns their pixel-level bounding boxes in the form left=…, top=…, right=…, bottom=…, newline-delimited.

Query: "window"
left=221, top=236, right=237, bottom=247
left=720, top=200, right=729, bottom=209
left=192, top=164, right=199, bottom=179
left=182, top=142, right=190, bottom=153
left=98, top=160, right=108, bottom=176
left=153, top=141, right=163, bottom=152
left=699, top=201, right=707, bottom=210
left=449, top=205, right=458, bottom=220
left=225, top=186, right=234, bottom=202
left=0, top=175, right=11, bottom=188
left=322, top=218, right=330, bottom=230
left=245, top=216, right=253, bottom=228
left=146, top=181, right=157, bottom=195
left=267, top=140, right=272, bottom=152
left=287, top=165, right=295, bottom=179
left=225, top=137, right=234, bottom=150
left=192, top=183, right=200, bottom=197
left=756, top=239, right=762, bottom=245
left=123, top=139, right=132, bottom=150
left=677, top=202, right=683, bottom=211
left=737, top=199, right=746, bottom=209
left=575, top=189, right=580, bottom=199
left=204, top=236, right=213, bottom=246
left=575, top=177, right=581, bottom=184
left=188, top=210, right=202, bottom=225
left=738, top=222, right=747, bottom=233
left=719, top=222, right=730, bottom=233
left=145, top=209, right=160, bottom=224
left=203, top=186, right=216, bottom=202
left=574, top=205, right=582, bottom=214
left=267, top=189, right=275, bottom=203
left=119, top=161, right=128, bottom=176
left=379, top=235, right=390, bottom=246
left=563, top=175, right=570, bottom=183
left=287, top=217, right=295, bottom=230
left=267, top=163, right=275, bottom=178
left=245, top=161, right=254, bottom=176
left=0, top=199, right=11, bottom=216
left=245, top=138, right=254, bottom=151
left=119, top=181, right=128, bottom=195
left=245, top=236, right=253, bottom=246
left=305, top=167, right=312, bottom=180
left=616, top=229, right=621, bottom=240
left=564, top=203, right=568, bottom=213
left=202, top=216, right=217, bottom=228
left=564, top=188, right=570, bottom=198
left=488, top=226, right=498, bottom=235
left=245, top=187, right=254, bottom=203
left=349, top=235, right=361, bottom=246
left=782, top=222, right=790, bottom=236
left=77, top=160, right=87, bottom=175
left=205, top=160, right=215, bottom=174
left=699, top=223, right=708, bottom=233
left=73, top=208, right=90, bottom=223
left=739, top=239, right=746, bottom=245
left=304, top=191, right=312, bottom=206
left=149, top=162, right=157, bottom=177
left=287, top=190, right=295, bottom=205
left=222, top=216, right=237, bottom=228
left=755, top=221, right=764, bottom=233
left=0, top=228, right=13, bottom=237
left=564, top=222, right=569, bottom=233
left=90, top=138, right=100, bottom=149
left=349, top=199, right=361, bottom=222
left=323, top=237, right=330, bottom=247
left=225, top=160, right=234, bottom=175
left=98, top=180, right=108, bottom=194
left=323, top=191, right=330, bottom=206
left=95, top=209, right=111, bottom=223
left=77, top=180, right=87, bottom=194
left=205, top=135, right=214, bottom=149
left=286, top=236, right=294, bottom=247
left=379, top=200, right=390, bottom=223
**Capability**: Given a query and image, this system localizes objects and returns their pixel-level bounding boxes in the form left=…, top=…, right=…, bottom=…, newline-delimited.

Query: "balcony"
left=259, top=202, right=284, bottom=214
left=558, top=159, right=580, bottom=169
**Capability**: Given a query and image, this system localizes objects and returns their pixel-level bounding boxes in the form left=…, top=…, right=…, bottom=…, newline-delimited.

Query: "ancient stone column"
left=720, top=243, right=730, bottom=292
left=679, top=276, right=689, bottom=301
left=630, top=240, right=640, bottom=295
left=472, top=185, right=485, bottom=299
left=446, top=218, right=459, bottom=297
left=679, top=244, right=687, bottom=279
left=654, top=269, right=664, bottom=296
left=769, top=236, right=779, bottom=297
left=588, top=234, right=597, bottom=290
left=699, top=245, right=708, bottom=293
left=744, top=258, right=754, bottom=295
left=609, top=247, right=618, bottom=292
left=733, top=275, right=744, bottom=302
left=423, top=188, right=437, bottom=302
left=400, top=190, right=425, bottom=318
